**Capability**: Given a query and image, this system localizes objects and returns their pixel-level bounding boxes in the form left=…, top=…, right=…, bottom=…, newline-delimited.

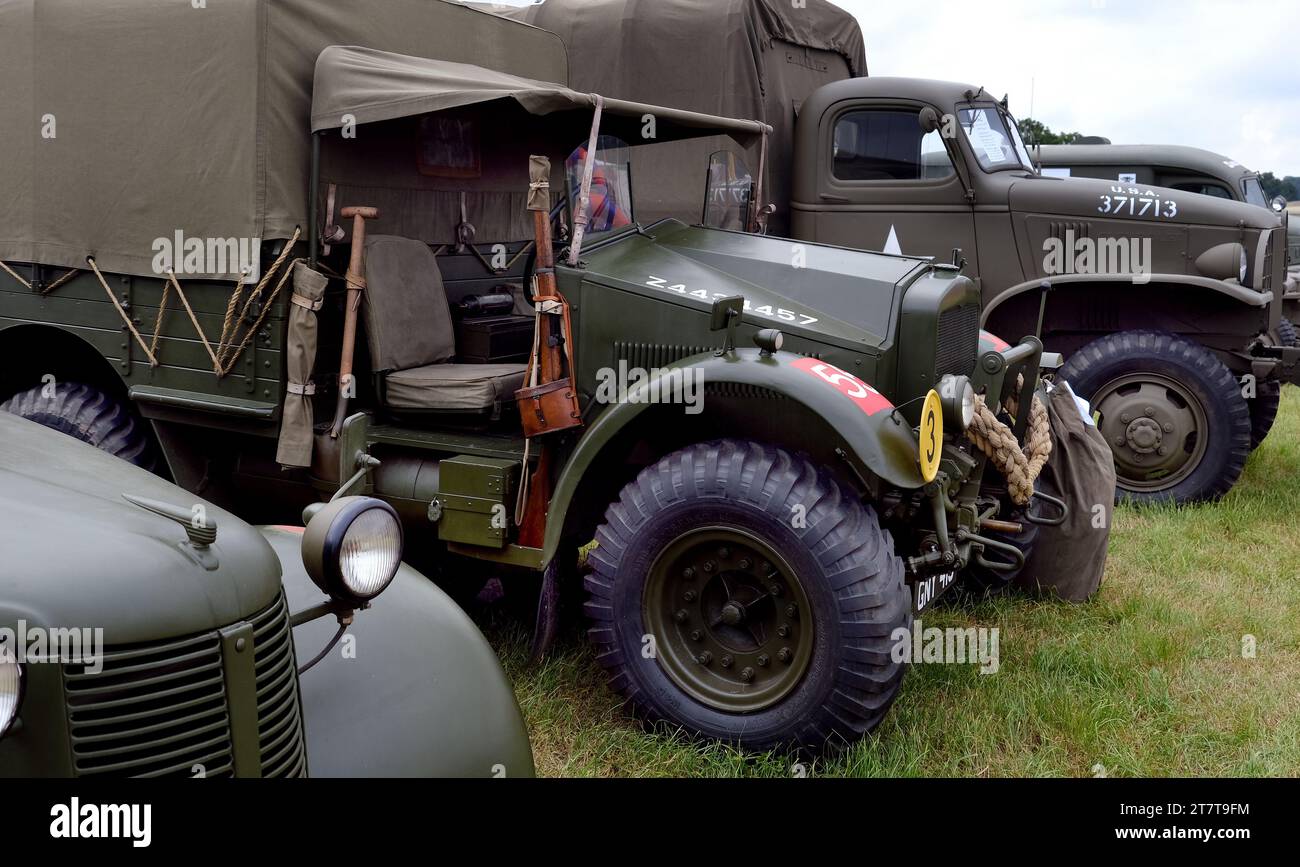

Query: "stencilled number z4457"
left=644, top=276, right=818, bottom=326
left=1097, top=186, right=1178, bottom=219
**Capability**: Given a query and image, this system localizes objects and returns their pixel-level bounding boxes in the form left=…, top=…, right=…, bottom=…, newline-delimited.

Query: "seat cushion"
left=384, top=363, right=527, bottom=412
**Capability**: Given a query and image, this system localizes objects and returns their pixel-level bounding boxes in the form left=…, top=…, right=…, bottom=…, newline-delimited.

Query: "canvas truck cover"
left=475, top=0, right=866, bottom=234
left=0, top=0, right=568, bottom=280
left=312, top=46, right=770, bottom=141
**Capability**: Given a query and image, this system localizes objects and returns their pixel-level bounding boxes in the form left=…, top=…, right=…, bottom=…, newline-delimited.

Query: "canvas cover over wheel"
left=1014, top=383, right=1114, bottom=602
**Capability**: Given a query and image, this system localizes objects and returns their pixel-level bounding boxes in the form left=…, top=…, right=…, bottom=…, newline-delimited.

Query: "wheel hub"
left=1093, top=373, right=1206, bottom=492
left=643, top=527, right=814, bottom=713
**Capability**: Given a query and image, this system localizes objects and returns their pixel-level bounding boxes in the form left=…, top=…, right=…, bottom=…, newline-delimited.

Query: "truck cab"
left=792, top=76, right=1298, bottom=503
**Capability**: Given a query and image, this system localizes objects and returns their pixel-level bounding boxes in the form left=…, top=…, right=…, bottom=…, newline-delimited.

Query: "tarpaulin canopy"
left=469, top=0, right=865, bottom=233
left=311, top=46, right=772, bottom=145
left=0, top=0, right=569, bottom=280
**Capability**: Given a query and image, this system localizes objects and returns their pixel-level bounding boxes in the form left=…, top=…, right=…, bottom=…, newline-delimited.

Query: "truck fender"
left=983, top=273, right=1272, bottom=325
left=260, top=527, right=535, bottom=778
left=543, top=347, right=924, bottom=563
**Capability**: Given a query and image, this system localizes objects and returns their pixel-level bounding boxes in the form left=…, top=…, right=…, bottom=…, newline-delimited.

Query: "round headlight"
left=1194, top=242, right=1248, bottom=282
left=938, top=374, right=976, bottom=433
left=302, top=496, right=403, bottom=606
left=0, top=660, right=25, bottom=739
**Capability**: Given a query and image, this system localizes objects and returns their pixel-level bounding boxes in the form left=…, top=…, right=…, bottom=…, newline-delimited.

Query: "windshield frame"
left=1241, top=175, right=1268, bottom=208
left=956, top=102, right=1035, bottom=174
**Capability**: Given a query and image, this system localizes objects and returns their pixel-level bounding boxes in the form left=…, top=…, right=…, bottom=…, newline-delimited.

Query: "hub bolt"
left=740, top=667, right=755, bottom=683
left=785, top=604, right=798, bottom=619
left=682, top=567, right=695, bottom=580
left=1157, top=447, right=1168, bottom=456
left=757, top=654, right=770, bottom=667
left=697, top=651, right=713, bottom=666
left=769, top=584, right=783, bottom=597
left=690, top=630, right=703, bottom=642
left=738, top=558, right=752, bottom=570
left=778, top=625, right=791, bottom=638
left=778, top=647, right=792, bottom=664
left=1144, top=406, right=1155, bottom=415
left=1115, top=437, right=1126, bottom=447
left=675, top=609, right=688, bottom=623
left=1120, top=413, right=1131, bottom=423
left=703, top=560, right=716, bottom=573
left=684, top=590, right=697, bottom=602
left=721, top=654, right=734, bottom=668
left=1163, top=423, right=1174, bottom=433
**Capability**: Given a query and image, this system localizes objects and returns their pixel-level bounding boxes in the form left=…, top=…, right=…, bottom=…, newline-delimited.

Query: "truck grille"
left=63, top=592, right=306, bottom=778
left=935, top=303, right=980, bottom=377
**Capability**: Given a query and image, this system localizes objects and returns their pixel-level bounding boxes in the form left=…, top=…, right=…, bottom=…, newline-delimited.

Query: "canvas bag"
left=276, top=262, right=329, bottom=468
left=1015, top=382, right=1115, bottom=602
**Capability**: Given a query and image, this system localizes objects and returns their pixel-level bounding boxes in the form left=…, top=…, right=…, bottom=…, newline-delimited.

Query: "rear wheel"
left=585, top=440, right=909, bottom=752
left=1058, top=331, right=1250, bottom=504
left=1, top=381, right=158, bottom=470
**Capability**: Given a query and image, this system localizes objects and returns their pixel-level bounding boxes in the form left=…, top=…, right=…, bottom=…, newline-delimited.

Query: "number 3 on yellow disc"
left=919, top=389, right=943, bottom=483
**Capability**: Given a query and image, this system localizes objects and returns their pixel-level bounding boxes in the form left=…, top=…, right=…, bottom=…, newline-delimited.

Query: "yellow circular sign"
left=919, top=389, right=943, bottom=483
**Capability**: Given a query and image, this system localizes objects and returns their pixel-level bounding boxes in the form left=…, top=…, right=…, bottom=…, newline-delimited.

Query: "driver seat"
left=361, top=235, right=527, bottom=415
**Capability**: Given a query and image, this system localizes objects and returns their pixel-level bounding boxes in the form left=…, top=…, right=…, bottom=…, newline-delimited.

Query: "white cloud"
left=830, top=0, right=1300, bottom=176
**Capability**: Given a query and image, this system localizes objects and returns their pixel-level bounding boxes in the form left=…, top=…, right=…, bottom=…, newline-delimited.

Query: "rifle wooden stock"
left=516, top=157, right=582, bottom=547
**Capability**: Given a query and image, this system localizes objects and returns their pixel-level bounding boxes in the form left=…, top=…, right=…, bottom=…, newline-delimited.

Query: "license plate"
left=912, top=570, right=956, bottom=614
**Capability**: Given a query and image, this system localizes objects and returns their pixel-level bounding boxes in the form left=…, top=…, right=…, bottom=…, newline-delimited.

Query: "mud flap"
left=529, top=557, right=561, bottom=664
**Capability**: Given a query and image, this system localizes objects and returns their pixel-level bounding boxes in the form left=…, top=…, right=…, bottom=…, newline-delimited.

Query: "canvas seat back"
left=361, top=234, right=457, bottom=374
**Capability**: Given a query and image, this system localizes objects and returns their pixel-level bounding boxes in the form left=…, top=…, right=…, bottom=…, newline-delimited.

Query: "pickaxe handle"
left=330, top=206, right=378, bottom=437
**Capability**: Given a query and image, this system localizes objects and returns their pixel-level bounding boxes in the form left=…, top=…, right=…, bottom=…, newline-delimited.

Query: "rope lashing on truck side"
left=965, top=375, right=1052, bottom=505
left=82, top=227, right=302, bottom=375
left=0, top=260, right=80, bottom=294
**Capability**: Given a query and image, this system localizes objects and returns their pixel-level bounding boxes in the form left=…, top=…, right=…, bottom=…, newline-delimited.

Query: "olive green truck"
left=1, top=1, right=1058, bottom=751
left=506, top=0, right=1300, bottom=506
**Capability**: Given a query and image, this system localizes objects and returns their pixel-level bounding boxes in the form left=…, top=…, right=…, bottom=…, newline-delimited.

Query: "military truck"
left=0, top=412, right=534, bottom=777
left=0, top=3, right=1055, bottom=750
left=504, top=0, right=1299, bottom=504
left=1037, top=142, right=1300, bottom=321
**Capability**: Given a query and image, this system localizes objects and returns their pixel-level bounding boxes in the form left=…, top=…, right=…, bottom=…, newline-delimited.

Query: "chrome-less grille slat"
left=64, top=591, right=307, bottom=778
left=935, top=303, right=980, bottom=377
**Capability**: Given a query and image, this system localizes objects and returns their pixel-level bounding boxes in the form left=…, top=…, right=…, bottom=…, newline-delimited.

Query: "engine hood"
left=1009, top=174, right=1281, bottom=230
left=0, top=413, right=281, bottom=645
left=576, top=220, right=932, bottom=348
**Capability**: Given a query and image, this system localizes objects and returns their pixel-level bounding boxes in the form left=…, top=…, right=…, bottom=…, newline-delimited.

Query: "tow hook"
left=956, top=528, right=1026, bottom=573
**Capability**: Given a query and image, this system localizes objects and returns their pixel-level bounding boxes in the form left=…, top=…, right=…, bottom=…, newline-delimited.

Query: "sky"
left=833, top=0, right=1300, bottom=177
left=488, top=0, right=1300, bottom=177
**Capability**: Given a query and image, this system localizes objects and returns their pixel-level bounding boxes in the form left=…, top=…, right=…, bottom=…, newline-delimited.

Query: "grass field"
left=483, top=390, right=1300, bottom=778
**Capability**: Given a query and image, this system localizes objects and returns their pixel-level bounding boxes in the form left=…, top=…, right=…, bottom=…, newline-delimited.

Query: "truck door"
left=801, top=105, right=977, bottom=274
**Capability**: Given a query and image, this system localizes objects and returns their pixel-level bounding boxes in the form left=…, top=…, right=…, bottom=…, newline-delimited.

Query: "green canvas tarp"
left=0, top=0, right=568, bottom=280
left=468, top=0, right=865, bottom=234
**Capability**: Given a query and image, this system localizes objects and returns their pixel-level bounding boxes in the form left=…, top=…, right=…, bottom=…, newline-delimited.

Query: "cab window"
left=1170, top=181, right=1232, bottom=199
left=832, top=110, right=953, bottom=182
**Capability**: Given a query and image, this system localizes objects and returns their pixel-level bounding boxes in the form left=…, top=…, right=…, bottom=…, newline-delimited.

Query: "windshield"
left=959, top=105, right=1034, bottom=172
left=1242, top=176, right=1268, bottom=208
left=566, top=135, right=634, bottom=235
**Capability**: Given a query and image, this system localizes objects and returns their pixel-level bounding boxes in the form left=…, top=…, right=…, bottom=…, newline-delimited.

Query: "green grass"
left=482, top=390, right=1300, bottom=778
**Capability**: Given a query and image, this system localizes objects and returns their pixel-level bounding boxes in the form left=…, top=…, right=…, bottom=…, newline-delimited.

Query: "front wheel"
left=1058, top=331, right=1250, bottom=504
left=585, top=440, right=910, bottom=752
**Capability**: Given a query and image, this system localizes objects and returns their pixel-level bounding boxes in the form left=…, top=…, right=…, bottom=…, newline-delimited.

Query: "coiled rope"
left=965, top=375, right=1052, bottom=505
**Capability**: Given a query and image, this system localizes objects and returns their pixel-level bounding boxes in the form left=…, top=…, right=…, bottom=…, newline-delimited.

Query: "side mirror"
left=1271, top=195, right=1287, bottom=214
left=918, top=106, right=941, bottom=134
left=710, top=295, right=744, bottom=331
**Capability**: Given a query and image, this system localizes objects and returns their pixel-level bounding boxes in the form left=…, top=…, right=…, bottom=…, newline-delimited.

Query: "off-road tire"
left=585, top=440, right=910, bottom=752
left=1, top=381, right=158, bottom=470
left=1059, top=331, right=1250, bottom=504
left=1279, top=317, right=1298, bottom=349
left=962, top=513, right=1039, bottom=593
